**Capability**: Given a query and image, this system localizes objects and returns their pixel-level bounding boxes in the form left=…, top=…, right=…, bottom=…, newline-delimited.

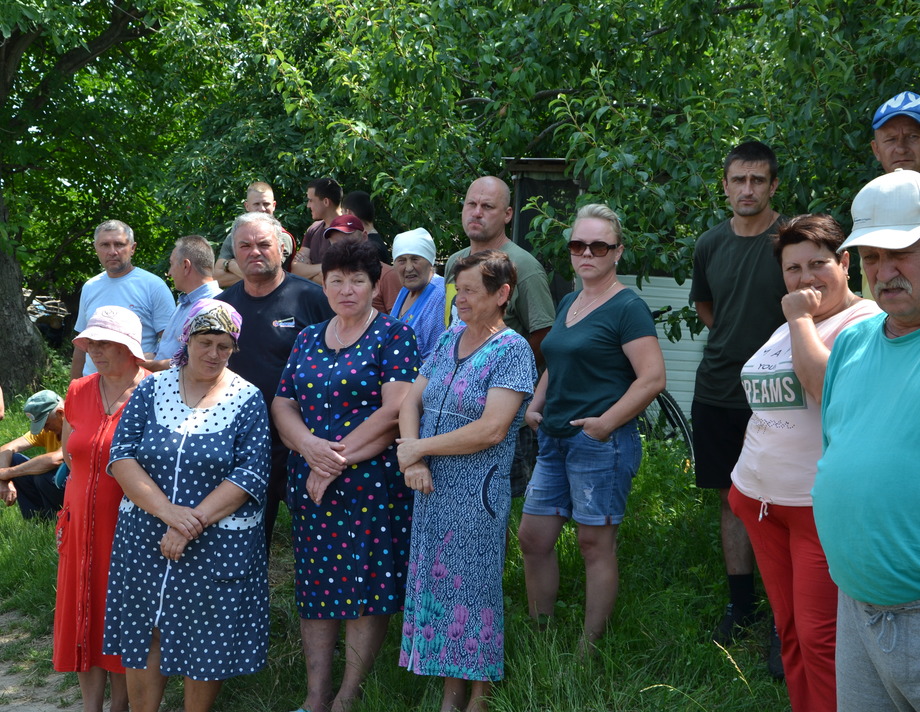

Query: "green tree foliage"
left=0, top=1, right=233, bottom=392
left=0, top=1, right=240, bottom=293
left=2, top=0, right=918, bottom=386
left=168, top=0, right=917, bottom=289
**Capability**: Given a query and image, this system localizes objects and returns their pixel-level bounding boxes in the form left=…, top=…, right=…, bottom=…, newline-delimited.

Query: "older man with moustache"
left=217, top=212, right=332, bottom=549
left=812, top=169, right=920, bottom=712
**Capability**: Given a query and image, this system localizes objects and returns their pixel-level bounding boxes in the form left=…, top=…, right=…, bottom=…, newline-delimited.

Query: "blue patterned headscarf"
left=171, top=299, right=243, bottom=367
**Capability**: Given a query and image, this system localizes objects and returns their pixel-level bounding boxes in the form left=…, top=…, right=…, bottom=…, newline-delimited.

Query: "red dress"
left=53, top=372, right=146, bottom=673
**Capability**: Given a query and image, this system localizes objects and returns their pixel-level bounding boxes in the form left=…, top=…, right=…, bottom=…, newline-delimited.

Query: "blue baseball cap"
left=872, top=91, right=920, bottom=130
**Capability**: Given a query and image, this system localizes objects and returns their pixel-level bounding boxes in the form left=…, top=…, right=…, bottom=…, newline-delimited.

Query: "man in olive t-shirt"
left=444, top=176, right=555, bottom=497
left=690, top=141, right=787, bottom=650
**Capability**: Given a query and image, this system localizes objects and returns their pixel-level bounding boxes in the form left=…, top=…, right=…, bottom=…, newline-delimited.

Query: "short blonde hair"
left=574, top=204, right=622, bottom=244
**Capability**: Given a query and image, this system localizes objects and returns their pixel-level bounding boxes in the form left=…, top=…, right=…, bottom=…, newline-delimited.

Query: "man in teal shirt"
left=813, top=168, right=920, bottom=712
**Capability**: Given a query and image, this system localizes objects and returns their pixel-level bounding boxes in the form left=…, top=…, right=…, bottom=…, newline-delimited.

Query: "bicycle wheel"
left=638, top=389, right=694, bottom=468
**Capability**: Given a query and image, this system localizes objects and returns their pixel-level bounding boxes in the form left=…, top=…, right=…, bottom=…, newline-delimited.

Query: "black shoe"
left=712, top=603, right=756, bottom=645
left=768, top=625, right=785, bottom=680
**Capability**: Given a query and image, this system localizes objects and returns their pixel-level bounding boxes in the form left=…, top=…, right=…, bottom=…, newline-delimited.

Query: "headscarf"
left=171, top=299, right=243, bottom=367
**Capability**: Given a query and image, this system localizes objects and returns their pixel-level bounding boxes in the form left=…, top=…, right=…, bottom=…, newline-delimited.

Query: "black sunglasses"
left=567, top=240, right=621, bottom=257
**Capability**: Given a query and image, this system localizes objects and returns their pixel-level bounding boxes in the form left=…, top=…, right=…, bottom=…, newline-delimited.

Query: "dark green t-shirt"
left=541, top=288, right=657, bottom=437
left=689, top=218, right=787, bottom=407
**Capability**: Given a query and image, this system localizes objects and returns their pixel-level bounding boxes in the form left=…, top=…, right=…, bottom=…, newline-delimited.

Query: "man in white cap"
left=390, top=227, right=445, bottom=359
left=871, top=91, right=920, bottom=174
left=812, top=168, right=920, bottom=712
left=0, top=389, right=66, bottom=520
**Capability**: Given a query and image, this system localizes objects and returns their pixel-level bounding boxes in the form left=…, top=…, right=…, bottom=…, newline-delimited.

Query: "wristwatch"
left=223, top=258, right=233, bottom=272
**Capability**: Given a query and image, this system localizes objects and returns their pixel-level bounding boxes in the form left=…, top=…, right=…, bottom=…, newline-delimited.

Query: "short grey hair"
left=174, top=235, right=214, bottom=276
left=94, top=219, right=134, bottom=244
left=574, top=204, right=622, bottom=244
left=230, top=212, right=284, bottom=249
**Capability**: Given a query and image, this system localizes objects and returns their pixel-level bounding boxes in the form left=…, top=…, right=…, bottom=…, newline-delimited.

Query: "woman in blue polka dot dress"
left=103, top=300, right=271, bottom=712
left=273, top=241, right=420, bottom=712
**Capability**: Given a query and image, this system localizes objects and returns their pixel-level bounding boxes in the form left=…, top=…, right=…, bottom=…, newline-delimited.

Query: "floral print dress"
left=400, top=325, right=536, bottom=681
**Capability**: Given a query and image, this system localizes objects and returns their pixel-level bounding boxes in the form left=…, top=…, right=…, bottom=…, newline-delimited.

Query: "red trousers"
left=730, top=486, right=837, bottom=712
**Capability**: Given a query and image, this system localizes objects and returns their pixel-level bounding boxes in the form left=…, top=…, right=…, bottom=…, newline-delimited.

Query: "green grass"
left=0, top=396, right=790, bottom=711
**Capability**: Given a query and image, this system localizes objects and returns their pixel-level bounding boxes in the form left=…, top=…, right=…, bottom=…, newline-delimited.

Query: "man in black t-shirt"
left=690, top=141, right=787, bottom=658
left=218, top=211, right=332, bottom=551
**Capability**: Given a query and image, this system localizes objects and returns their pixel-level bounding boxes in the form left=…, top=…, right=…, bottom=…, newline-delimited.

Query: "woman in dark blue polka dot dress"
left=273, top=241, right=420, bottom=712
left=103, top=300, right=270, bottom=712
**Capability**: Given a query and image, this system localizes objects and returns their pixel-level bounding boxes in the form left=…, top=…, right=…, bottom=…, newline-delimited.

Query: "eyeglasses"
left=567, top=241, right=621, bottom=257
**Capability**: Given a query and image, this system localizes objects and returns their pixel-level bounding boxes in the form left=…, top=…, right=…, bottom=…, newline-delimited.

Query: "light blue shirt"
left=76, top=267, right=175, bottom=375
left=154, top=281, right=222, bottom=360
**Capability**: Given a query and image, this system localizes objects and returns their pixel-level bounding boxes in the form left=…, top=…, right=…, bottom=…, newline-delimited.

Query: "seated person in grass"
left=0, top=389, right=66, bottom=521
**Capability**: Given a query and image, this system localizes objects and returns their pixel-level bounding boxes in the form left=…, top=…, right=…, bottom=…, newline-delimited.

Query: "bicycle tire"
left=638, top=389, right=695, bottom=467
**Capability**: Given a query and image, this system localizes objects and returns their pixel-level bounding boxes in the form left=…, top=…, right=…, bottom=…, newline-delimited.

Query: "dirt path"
left=0, top=612, right=81, bottom=711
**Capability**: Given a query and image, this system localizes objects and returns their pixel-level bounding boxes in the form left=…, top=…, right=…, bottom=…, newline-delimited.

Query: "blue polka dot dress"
left=276, top=314, right=420, bottom=619
left=400, top=326, right=536, bottom=681
left=102, top=369, right=271, bottom=681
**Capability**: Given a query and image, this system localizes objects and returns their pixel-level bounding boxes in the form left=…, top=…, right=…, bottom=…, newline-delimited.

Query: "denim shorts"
left=522, top=424, right=642, bottom=526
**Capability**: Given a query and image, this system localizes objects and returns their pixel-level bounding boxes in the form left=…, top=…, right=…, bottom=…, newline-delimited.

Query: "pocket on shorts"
left=578, top=429, right=612, bottom=444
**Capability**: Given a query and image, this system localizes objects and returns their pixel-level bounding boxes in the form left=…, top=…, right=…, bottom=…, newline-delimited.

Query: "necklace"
left=180, top=368, right=222, bottom=409
left=882, top=316, right=920, bottom=339
left=333, top=309, right=375, bottom=347
left=567, top=279, right=619, bottom=324
left=100, top=371, right=139, bottom=415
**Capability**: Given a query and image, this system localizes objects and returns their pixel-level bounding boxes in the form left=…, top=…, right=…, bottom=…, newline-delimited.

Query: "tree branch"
left=5, top=2, right=157, bottom=136
left=0, top=27, right=43, bottom=109
left=643, top=2, right=760, bottom=39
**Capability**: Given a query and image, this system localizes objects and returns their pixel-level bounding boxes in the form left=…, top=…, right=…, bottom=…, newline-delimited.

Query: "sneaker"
left=711, top=603, right=757, bottom=645
left=768, top=625, right=785, bottom=680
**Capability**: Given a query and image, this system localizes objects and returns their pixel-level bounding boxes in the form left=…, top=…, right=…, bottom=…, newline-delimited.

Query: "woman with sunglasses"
left=518, top=203, right=666, bottom=654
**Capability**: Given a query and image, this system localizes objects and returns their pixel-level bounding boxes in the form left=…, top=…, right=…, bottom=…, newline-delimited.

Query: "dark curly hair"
left=322, top=240, right=382, bottom=285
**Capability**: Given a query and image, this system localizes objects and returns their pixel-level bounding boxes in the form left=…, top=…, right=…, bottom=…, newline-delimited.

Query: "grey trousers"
left=837, top=590, right=920, bottom=712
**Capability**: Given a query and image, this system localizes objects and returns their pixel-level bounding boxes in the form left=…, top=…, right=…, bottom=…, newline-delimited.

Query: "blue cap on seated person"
left=24, top=390, right=63, bottom=436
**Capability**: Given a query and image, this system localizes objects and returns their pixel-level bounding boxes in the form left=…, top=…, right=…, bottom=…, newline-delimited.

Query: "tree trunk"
left=0, top=249, right=47, bottom=395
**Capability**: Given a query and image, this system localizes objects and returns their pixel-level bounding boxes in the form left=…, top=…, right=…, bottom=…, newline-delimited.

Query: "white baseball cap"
left=839, top=169, right=920, bottom=251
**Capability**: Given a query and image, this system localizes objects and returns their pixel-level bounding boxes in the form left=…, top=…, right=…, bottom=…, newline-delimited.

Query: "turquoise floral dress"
left=400, top=325, right=536, bottom=681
